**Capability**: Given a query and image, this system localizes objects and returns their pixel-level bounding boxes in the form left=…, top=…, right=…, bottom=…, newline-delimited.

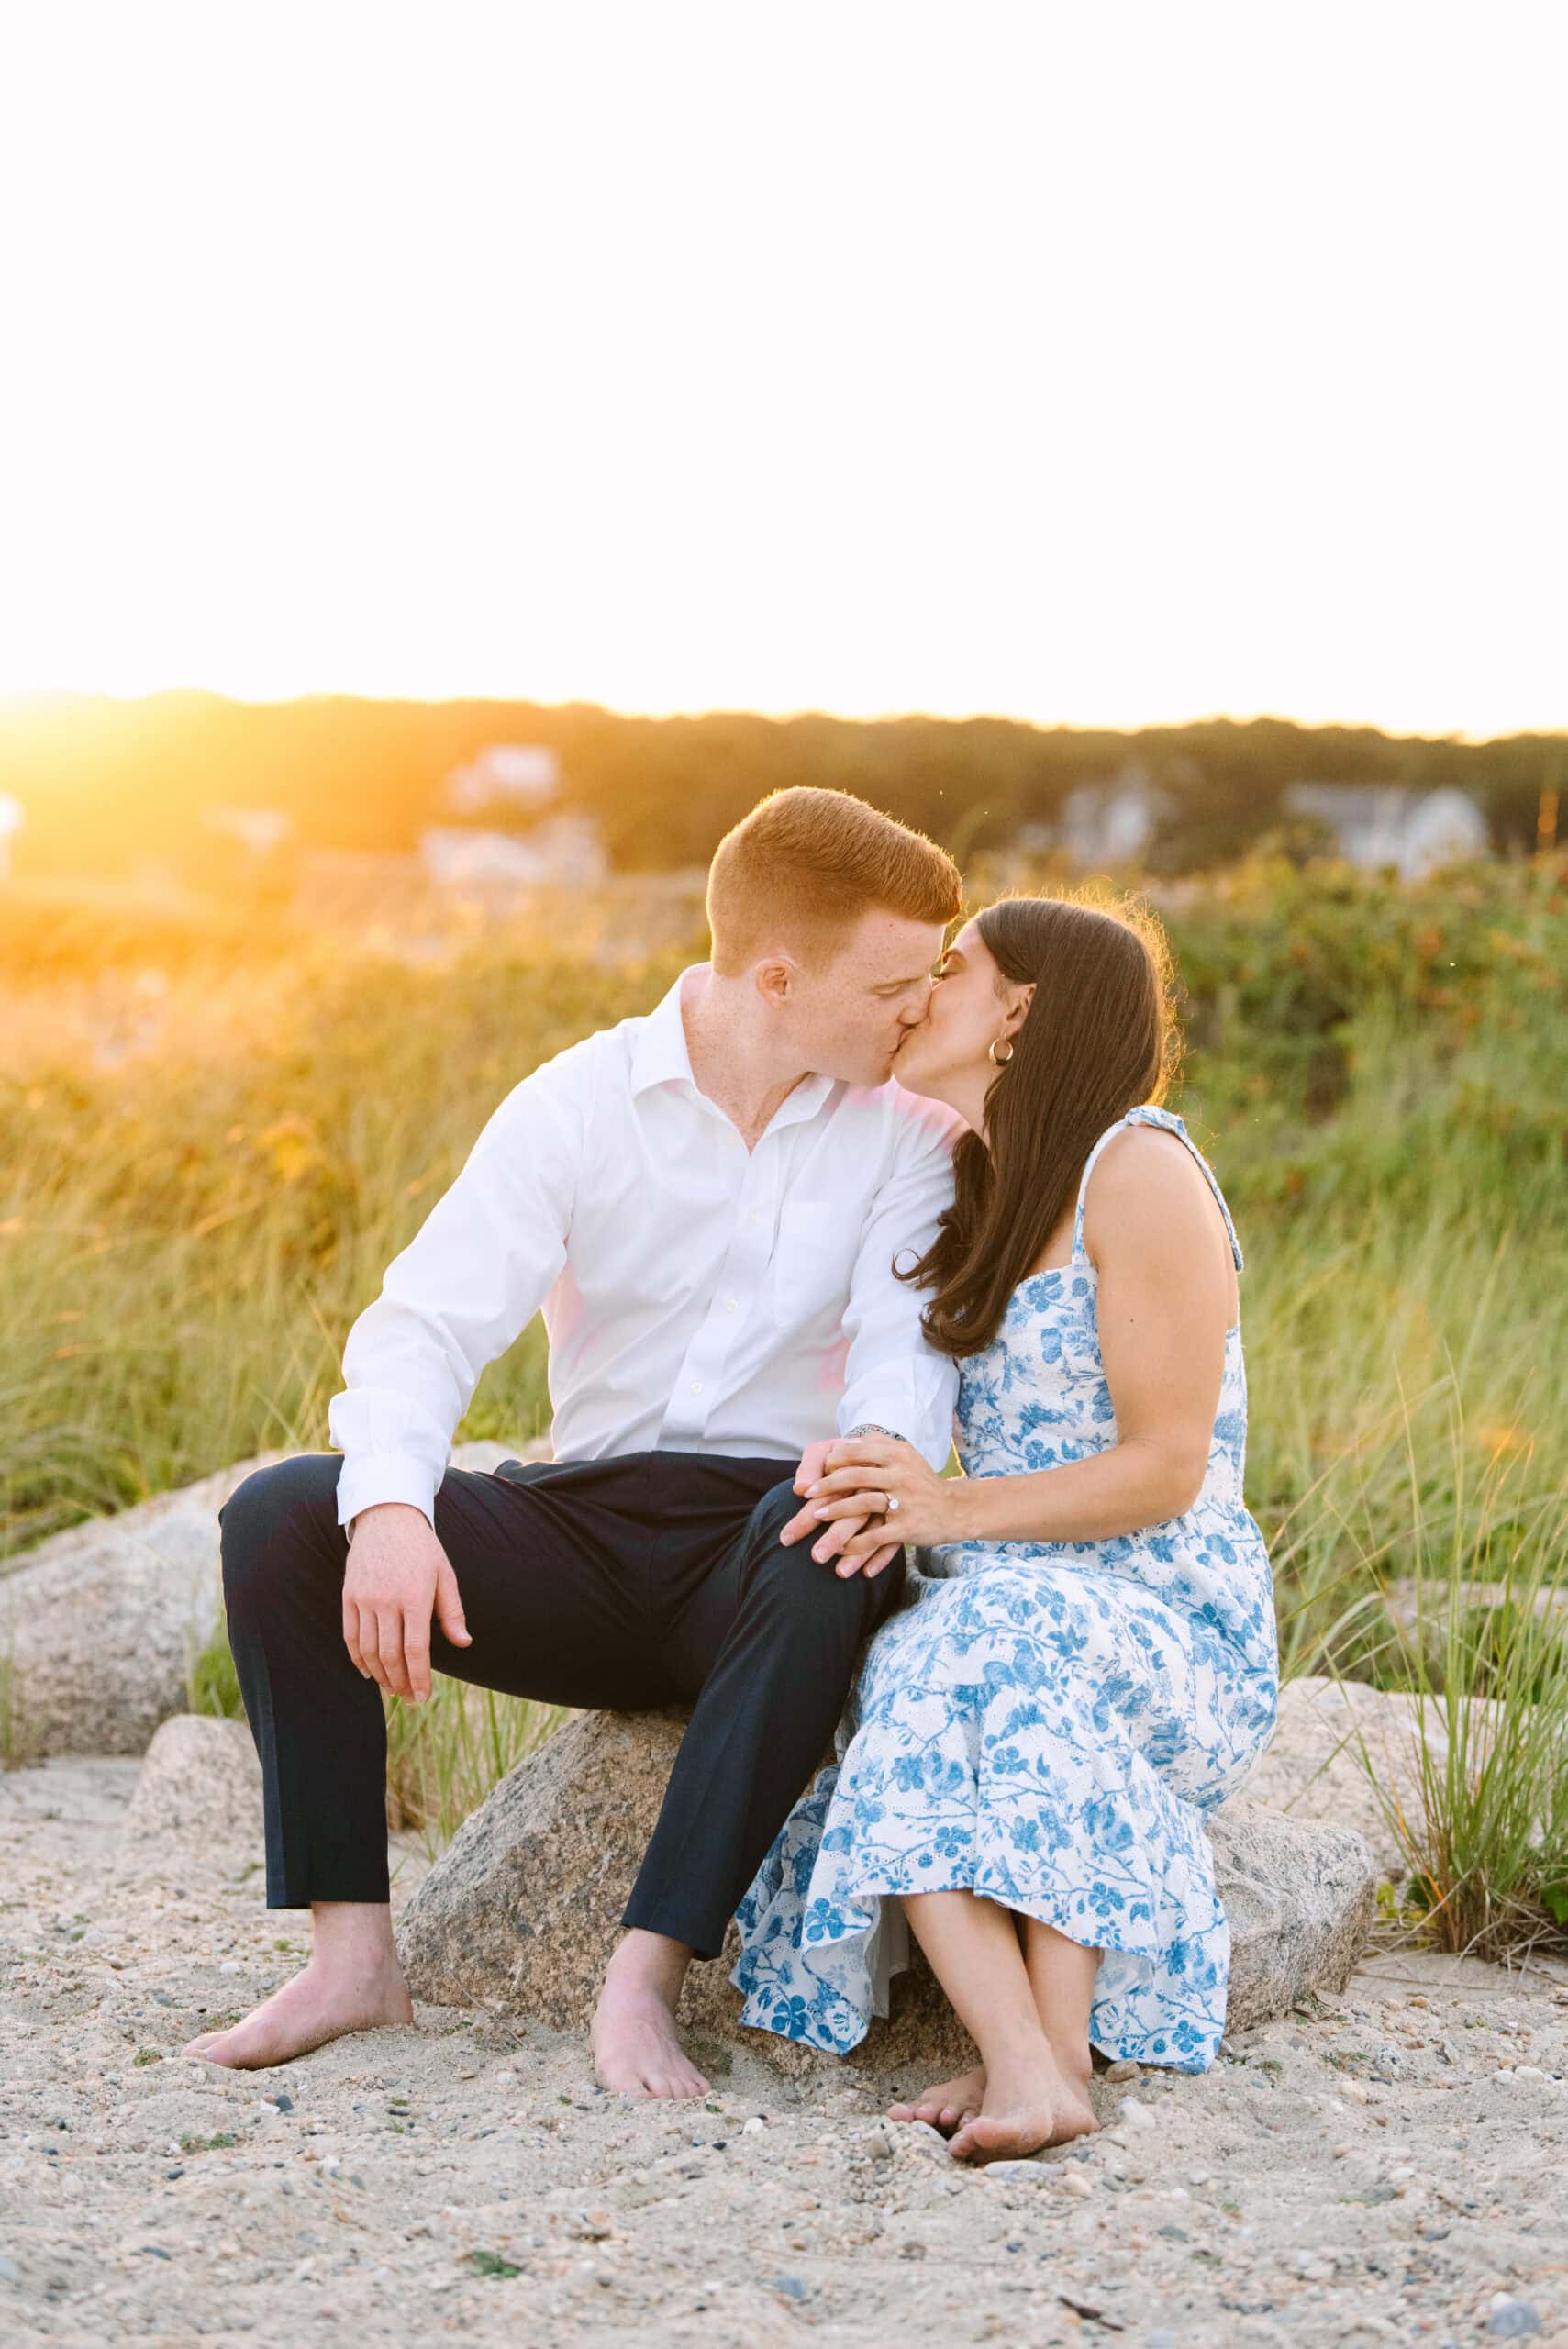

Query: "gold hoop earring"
left=988, top=1036, right=1014, bottom=1068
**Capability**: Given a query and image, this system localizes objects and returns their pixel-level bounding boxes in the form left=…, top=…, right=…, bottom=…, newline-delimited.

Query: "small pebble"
left=1486, top=2298, right=1541, bottom=2339
left=1115, top=2097, right=1155, bottom=2132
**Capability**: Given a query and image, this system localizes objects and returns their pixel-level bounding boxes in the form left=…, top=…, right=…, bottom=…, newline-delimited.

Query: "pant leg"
left=622, top=1471, right=907, bottom=1959
left=218, top=1450, right=675, bottom=1909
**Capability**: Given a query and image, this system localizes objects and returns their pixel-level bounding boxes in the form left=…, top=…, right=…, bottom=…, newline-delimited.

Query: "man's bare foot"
left=946, top=2036, right=1101, bottom=2165
left=887, top=2065, right=987, bottom=2133
left=589, top=1930, right=708, bottom=2100
left=590, top=1984, right=709, bottom=2099
left=183, top=1955, right=414, bottom=2070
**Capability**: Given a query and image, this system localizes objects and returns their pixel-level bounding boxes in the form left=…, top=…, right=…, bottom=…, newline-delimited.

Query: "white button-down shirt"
left=328, top=963, right=965, bottom=1533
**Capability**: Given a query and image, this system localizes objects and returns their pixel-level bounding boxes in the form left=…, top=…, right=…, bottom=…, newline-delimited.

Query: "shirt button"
left=690, top=1380, right=704, bottom=1395
left=747, top=1211, right=761, bottom=1226
left=724, top=1297, right=738, bottom=1312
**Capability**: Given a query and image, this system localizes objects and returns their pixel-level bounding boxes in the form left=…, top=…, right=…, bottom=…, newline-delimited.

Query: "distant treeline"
left=1, top=690, right=1562, bottom=877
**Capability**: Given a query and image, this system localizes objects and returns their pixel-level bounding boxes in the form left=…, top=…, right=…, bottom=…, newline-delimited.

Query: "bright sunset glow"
left=0, top=2, right=1562, bottom=739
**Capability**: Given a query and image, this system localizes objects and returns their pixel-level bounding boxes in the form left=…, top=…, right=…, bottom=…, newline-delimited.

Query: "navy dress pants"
left=217, top=1447, right=905, bottom=1960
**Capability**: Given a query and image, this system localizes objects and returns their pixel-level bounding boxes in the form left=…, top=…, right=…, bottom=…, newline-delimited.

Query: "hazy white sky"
left=1, top=2, right=1562, bottom=739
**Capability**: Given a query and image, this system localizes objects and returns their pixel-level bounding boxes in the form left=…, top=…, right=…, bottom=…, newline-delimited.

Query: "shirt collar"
left=629, top=963, right=836, bottom=1122
left=629, top=964, right=705, bottom=1096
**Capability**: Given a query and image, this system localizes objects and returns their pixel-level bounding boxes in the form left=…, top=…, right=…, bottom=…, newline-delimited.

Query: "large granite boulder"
left=0, top=1438, right=548, bottom=1761
left=1240, top=1670, right=1534, bottom=1889
left=396, top=1702, right=1382, bottom=2079
left=122, top=1712, right=266, bottom=1847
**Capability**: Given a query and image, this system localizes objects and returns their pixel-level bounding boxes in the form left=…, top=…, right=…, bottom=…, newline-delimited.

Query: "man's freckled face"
left=787, top=910, right=948, bottom=1086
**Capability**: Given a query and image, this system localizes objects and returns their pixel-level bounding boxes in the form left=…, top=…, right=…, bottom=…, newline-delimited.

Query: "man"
left=189, top=785, right=965, bottom=2097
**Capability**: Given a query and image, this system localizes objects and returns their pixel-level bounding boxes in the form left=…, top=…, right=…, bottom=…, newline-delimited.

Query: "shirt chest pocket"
left=771, top=1199, right=862, bottom=1328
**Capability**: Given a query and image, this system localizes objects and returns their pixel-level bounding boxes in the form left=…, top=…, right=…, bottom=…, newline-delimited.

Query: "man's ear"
left=752, top=954, right=798, bottom=1010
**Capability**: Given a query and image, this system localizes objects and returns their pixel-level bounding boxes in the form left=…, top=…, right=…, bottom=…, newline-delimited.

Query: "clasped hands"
left=779, top=1432, right=956, bottom=1577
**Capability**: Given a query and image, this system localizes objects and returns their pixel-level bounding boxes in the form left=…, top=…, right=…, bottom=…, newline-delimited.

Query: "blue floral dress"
left=731, top=1104, right=1280, bottom=2073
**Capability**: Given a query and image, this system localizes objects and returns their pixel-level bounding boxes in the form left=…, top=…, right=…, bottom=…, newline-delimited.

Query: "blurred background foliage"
left=2, top=693, right=1562, bottom=877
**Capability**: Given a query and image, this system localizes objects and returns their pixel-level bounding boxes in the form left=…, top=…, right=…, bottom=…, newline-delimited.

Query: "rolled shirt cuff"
left=332, top=1451, right=439, bottom=1538
left=837, top=1373, right=953, bottom=1473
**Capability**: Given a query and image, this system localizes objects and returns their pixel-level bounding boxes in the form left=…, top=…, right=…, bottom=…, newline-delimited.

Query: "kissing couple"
left=195, top=784, right=1278, bottom=2164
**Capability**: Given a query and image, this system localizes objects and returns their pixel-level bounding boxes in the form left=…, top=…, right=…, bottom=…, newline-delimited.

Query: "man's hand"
left=342, top=1503, right=472, bottom=1702
left=780, top=1437, right=902, bottom=1581
left=795, top=1432, right=957, bottom=1556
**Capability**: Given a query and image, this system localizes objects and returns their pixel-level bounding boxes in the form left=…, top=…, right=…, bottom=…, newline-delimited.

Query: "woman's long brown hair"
left=898, top=891, right=1183, bottom=1358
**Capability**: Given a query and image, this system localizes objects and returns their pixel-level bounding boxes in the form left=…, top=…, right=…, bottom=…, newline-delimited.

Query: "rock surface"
left=123, top=1713, right=266, bottom=1847
left=0, top=1438, right=547, bottom=1762
left=1241, top=1671, right=1535, bottom=1888
left=397, top=1708, right=1382, bottom=2072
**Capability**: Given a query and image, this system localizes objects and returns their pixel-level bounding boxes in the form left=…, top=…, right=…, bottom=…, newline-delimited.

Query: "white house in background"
left=0, top=791, right=24, bottom=880
left=1282, top=784, right=1489, bottom=880
left=203, top=807, right=295, bottom=857
left=1017, top=759, right=1177, bottom=870
left=418, top=813, right=608, bottom=894
left=441, top=743, right=561, bottom=816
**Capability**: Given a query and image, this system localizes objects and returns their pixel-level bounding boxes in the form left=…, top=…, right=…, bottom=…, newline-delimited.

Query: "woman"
left=731, top=892, right=1280, bottom=2163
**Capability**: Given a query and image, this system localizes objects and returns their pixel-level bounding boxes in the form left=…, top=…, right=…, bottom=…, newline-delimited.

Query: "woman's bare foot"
left=887, top=2065, right=987, bottom=2133
left=946, top=2035, right=1101, bottom=2165
left=183, top=1954, right=414, bottom=2070
left=1047, top=2033, right=1095, bottom=2095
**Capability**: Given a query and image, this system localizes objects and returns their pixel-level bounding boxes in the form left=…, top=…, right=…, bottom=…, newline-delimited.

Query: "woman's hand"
left=784, top=1433, right=960, bottom=1562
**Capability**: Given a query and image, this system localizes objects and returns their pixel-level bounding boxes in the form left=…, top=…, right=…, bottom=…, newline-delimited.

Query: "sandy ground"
left=3, top=1757, right=1567, bottom=2348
